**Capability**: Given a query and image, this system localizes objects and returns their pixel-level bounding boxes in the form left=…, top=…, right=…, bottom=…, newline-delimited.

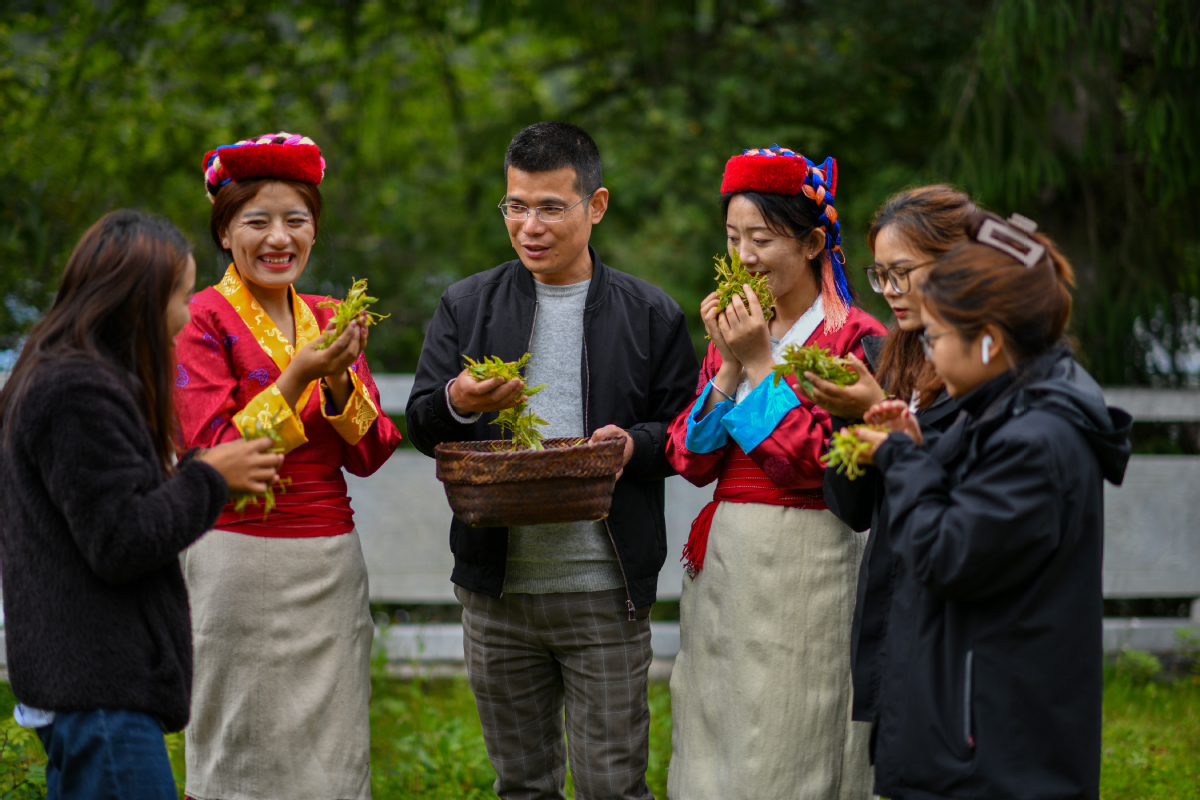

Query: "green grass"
left=2, top=668, right=1196, bottom=799
left=1101, top=669, right=1200, bottom=799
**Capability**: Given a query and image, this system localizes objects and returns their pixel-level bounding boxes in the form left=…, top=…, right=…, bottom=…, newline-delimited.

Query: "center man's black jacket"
left=405, top=248, right=700, bottom=612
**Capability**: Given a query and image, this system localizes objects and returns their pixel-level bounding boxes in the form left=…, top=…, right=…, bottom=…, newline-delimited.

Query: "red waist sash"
left=682, top=445, right=825, bottom=576
left=214, top=462, right=354, bottom=538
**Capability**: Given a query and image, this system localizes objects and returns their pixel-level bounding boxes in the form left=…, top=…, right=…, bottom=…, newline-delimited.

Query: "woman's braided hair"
left=796, top=155, right=851, bottom=319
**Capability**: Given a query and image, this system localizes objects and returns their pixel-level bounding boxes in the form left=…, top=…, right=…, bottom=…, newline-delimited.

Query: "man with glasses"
left=406, top=121, right=698, bottom=800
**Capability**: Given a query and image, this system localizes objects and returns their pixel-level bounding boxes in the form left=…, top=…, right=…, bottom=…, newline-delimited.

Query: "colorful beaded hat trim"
left=203, top=132, right=325, bottom=203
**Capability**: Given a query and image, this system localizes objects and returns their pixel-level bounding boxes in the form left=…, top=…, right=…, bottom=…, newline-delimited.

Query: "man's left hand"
left=590, top=425, right=634, bottom=480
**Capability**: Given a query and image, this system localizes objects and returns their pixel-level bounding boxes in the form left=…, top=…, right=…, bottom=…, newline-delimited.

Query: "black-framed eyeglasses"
left=919, top=330, right=952, bottom=359
left=863, top=260, right=937, bottom=294
left=497, top=193, right=595, bottom=223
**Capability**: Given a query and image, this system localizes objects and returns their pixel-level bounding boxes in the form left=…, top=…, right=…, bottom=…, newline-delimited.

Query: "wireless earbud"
left=981, top=335, right=994, bottom=366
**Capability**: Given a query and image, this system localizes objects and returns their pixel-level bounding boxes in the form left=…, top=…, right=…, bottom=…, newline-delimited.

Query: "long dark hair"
left=867, top=185, right=976, bottom=407
left=0, top=209, right=192, bottom=473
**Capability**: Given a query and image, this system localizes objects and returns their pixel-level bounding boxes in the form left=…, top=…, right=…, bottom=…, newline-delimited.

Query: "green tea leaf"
left=315, top=277, right=390, bottom=350
left=820, top=424, right=886, bottom=480
left=709, top=248, right=775, bottom=339
left=229, top=409, right=291, bottom=518
left=461, top=353, right=549, bottom=450
left=771, top=344, right=860, bottom=394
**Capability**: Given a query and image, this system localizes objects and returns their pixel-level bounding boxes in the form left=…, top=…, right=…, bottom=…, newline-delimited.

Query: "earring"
left=981, top=335, right=993, bottom=365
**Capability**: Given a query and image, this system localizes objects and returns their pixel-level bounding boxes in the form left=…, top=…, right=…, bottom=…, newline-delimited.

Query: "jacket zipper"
left=583, top=315, right=637, bottom=621
left=499, top=298, right=540, bottom=599
left=964, top=649, right=975, bottom=751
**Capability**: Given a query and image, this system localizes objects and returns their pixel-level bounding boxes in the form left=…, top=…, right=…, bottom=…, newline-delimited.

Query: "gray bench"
left=1094, top=389, right=1200, bottom=652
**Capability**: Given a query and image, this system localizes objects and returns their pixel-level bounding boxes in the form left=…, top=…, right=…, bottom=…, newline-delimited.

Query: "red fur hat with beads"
left=203, top=132, right=325, bottom=203
left=720, top=144, right=837, bottom=196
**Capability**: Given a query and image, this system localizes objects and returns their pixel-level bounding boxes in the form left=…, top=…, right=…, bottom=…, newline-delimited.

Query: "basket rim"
left=434, top=436, right=624, bottom=485
left=434, top=436, right=611, bottom=454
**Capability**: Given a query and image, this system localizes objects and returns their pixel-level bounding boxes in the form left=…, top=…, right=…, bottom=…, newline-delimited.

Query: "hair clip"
left=975, top=213, right=1046, bottom=268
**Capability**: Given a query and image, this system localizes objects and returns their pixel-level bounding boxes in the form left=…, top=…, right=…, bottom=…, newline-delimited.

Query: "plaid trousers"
left=455, top=585, right=655, bottom=800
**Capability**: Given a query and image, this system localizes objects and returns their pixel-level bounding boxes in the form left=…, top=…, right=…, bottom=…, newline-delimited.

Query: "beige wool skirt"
left=183, top=529, right=373, bottom=800
left=667, top=503, right=874, bottom=800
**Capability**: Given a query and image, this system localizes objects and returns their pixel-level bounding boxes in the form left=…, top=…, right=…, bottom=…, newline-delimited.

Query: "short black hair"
left=503, top=121, right=603, bottom=198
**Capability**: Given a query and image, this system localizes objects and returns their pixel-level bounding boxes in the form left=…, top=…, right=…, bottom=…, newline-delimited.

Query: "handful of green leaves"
left=462, top=353, right=549, bottom=451
left=231, top=411, right=291, bottom=518
left=463, top=353, right=531, bottom=383
left=820, top=424, right=886, bottom=480
left=315, top=278, right=390, bottom=349
left=711, top=248, right=775, bottom=331
left=771, top=344, right=860, bottom=394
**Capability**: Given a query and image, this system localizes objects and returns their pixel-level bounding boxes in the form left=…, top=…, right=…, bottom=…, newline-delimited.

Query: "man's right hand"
left=448, top=368, right=527, bottom=415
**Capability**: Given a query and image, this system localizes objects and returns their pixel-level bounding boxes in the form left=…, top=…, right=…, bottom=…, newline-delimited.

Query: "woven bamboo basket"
left=434, top=437, right=625, bottom=527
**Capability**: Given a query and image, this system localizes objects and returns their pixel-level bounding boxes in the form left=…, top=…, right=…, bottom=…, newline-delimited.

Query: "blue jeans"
left=35, top=709, right=177, bottom=800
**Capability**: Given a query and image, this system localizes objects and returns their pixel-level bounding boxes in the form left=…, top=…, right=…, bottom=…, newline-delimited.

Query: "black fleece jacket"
left=0, top=357, right=228, bottom=732
left=405, top=248, right=699, bottom=611
left=869, top=349, right=1131, bottom=800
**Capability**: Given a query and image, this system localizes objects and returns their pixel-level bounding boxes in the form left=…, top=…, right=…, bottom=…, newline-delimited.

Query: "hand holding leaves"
left=821, top=424, right=886, bottom=480
left=709, top=248, right=774, bottom=339
left=461, top=353, right=548, bottom=450
left=825, top=399, right=924, bottom=479
left=314, top=278, right=389, bottom=350
left=230, top=411, right=291, bottom=517
left=771, top=344, right=859, bottom=395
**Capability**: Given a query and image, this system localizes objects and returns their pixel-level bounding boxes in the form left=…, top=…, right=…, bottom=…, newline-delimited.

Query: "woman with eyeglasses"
left=850, top=213, right=1131, bottom=799
left=664, top=146, right=886, bottom=799
left=810, top=186, right=977, bottom=741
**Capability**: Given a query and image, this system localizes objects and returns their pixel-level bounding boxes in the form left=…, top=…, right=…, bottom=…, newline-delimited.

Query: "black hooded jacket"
left=870, top=349, right=1131, bottom=800
left=823, top=335, right=963, bottom=729
left=405, top=248, right=700, bottom=612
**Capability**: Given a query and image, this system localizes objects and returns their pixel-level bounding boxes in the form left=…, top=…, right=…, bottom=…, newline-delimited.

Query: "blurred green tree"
left=1, top=0, right=1196, bottom=381
left=936, top=0, right=1200, bottom=383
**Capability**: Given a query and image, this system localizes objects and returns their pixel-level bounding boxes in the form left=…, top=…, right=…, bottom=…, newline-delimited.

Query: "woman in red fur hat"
left=664, top=145, right=886, bottom=799
left=174, top=133, right=402, bottom=800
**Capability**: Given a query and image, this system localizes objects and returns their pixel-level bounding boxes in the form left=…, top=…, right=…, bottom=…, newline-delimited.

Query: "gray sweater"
left=503, top=278, right=625, bottom=594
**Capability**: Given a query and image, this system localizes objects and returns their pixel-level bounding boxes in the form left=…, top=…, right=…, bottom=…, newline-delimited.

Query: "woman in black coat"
left=805, top=185, right=976, bottom=737
left=854, top=211, right=1132, bottom=800
left=0, top=210, right=281, bottom=799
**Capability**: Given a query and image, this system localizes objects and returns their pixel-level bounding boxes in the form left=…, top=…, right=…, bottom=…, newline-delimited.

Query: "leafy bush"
left=1175, top=628, right=1200, bottom=680
left=0, top=717, right=47, bottom=799
left=1115, top=645, right=1164, bottom=685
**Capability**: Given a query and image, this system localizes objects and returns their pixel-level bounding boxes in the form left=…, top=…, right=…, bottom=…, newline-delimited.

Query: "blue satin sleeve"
left=685, top=381, right=735, bottom=453
left=722, top=377, right=801, bottom=452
